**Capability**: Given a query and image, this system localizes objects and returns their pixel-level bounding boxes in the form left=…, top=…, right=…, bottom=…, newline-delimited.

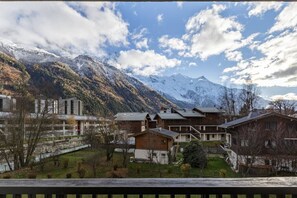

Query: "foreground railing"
left=0, top=178, right=297, bottom=198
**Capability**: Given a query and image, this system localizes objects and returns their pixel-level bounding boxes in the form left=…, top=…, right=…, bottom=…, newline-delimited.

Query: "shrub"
left=27, top=173, right=37, bottom=179
left=182, top=141, right=207, bottom=168
left=219, top=169, right=227, bottom=178
left=3, top=174, right=11, bottom=179
left=106, top=168, right=128, bottom=178
left=113, top=164, right=118, bottom=171
left=180, top=163, right=191, bottom=177
left=77, top=162, right=82, bottom=172
left=78, top=168, right=86, bottom=178
left=63, top=159, right=69, bottom=169
left=39, top=160, right=45, bottom=172
left=66, top=173, right=72, bottom=178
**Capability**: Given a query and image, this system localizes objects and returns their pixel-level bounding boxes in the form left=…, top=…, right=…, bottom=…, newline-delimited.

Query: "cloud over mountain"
left=0, top=2, right=129, bottom=58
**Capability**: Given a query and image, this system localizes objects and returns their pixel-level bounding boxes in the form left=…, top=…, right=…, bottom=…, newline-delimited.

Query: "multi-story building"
left=115, top=107, right=229, bottom=144
left=193, top=107, right=226, bottom=142
left=0, top=95, right=97, bottom=136
left=220, top=110, right=297, bottom=175
left=58, top=98, right=83, bottom=116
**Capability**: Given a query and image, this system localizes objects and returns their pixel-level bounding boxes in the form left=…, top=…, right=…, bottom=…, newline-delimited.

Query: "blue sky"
left=0, top=2, right=296, bottom=100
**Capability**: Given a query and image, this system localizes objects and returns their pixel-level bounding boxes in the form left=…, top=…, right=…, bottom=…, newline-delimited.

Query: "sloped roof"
left=115, top=112, right=149, bottom=121
left=155, top=113, right=186, bottom=120
left=134, top=128, right=179, bottom=139
left=220, top=111, right=297, bottom=129
left=150, top=128, right=179, bottom=139
left=149, top=114, right=156, bottom=121
left=174, top=108, right=205, bottom=117
left=194, top=107, right=223, bottom=113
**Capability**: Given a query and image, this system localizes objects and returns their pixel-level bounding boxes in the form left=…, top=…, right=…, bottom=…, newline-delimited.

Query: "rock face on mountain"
left=0, top=41, right=173, bottom=115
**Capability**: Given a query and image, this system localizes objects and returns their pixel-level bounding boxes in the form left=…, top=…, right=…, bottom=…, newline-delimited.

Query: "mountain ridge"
left=136, top=74, right=269, bottom=110
left=0, top=40, right=174, bottom=115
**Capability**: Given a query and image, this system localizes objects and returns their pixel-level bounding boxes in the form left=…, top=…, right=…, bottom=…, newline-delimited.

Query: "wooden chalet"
left=114, top=112, right=152, bottom=135
left=134, top=128, right=179, bottom=164
left=220, top=110, right=297, bottom=175
left=193, top=107, right=226, bottom=141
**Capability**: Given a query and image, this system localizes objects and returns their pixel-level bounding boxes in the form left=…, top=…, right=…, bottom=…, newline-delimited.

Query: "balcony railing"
left=0, top=178, right=296, bottom=198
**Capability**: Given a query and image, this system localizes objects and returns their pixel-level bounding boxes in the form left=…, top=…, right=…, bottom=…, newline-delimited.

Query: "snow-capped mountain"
left=136, top=74, right=269, bottom=109
left=0, top=38, right=61, bottom=63
left=0, top=40, right=173, bottom=115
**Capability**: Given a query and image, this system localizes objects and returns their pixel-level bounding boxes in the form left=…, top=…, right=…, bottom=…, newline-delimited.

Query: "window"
left=264, top=159, right=270, bottom=165
left=272, top=160, right=276, bottom=166
left=265, top=140, right=276, bottom=148
left=0, top=98, right=3, bottom=111
left=53, top=100, right=58, bottom=114
left=240, top=139, right=249, bottom=147
left=212, top=134, right=215, bottom=138
left=292, top=161, right=297, bottom=169
left=232, top=138, right=237, bottom=145
left=78, top=101, right=81, bottom=115
left=247, top=158, right=252, bottom=164
left=232, top=137, right=237, bottom=145
left=64, top=101, right=67, bottom=114
left=265, top=121, right=277, bottom=130
left=70, top=100, right=74, bottom=114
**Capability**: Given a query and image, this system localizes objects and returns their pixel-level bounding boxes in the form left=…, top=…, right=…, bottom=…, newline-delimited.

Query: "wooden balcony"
left=0, top=178, right=296, bottom=198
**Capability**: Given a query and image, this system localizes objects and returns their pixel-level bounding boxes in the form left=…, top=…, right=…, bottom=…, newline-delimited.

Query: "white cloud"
left=112, top=49, right=181, bottom=76
left=223, top=30, right=297, bottom=87
left=0, top=2, right=129, bottom=57
left=177, top=2, right=183, bottom=8
left=225, top=51, right=243, bottom=62
left=157, top=14, right=164, bottom=24
left=189, top=62, right=197, bottom=67
left=220, top=75, right=229, bottom=82
left=159, top=35, right=187, bottom=51
left=131, top=28, right=149, bottom=49
left=135, top=38, right=149, bottom=49
left=270, top=93, right=297, bottom=101
left=247, top=2, right=283, bottom=17
left=131, top=28, right=148, bottom=40
left=184, top=4, right=245, bottom=60
left=269, top=3, right=297, bottom=33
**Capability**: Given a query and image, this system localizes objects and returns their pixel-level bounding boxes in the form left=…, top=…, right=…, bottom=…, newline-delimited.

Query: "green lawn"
left=0, top=148, right=238, bottom=179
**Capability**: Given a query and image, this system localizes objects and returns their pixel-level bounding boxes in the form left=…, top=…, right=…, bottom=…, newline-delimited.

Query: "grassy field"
left=0, top=148, right=238, bottom=179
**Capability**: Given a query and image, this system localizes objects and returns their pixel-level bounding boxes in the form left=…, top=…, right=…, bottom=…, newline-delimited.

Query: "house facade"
left=134, top=128, right=179, bottom=164
left=153, top=107, right=229, bottom=144
left=114, top=112, right=152, bottom=135
left=220, top=110, right=297, bottom=175
left=193, top=107, right=226, bottom=142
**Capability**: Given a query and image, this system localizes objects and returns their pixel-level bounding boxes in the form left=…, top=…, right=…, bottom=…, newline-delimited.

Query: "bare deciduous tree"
left=100, top=120, right=118, bottom=162
left=236, top=122, right=264, bottom=176
left=239, top=79, right=260, bottom=116
left=219, top=86, right=237, bottom=117
left=0, top=78, right=55, bottom=170
left=269, top=99, right=296, bottom=115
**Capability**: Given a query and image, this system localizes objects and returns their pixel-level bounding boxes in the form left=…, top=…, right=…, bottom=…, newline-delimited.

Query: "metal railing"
left=0, top=178, right=297, bottom=198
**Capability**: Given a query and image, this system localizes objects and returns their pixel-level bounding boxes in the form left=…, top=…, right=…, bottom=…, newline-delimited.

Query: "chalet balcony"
left=0, top=178, right=296, bottom=198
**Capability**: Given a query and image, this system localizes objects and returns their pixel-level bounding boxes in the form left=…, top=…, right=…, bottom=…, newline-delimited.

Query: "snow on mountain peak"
left=0, top=38, right=60, bottom=63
